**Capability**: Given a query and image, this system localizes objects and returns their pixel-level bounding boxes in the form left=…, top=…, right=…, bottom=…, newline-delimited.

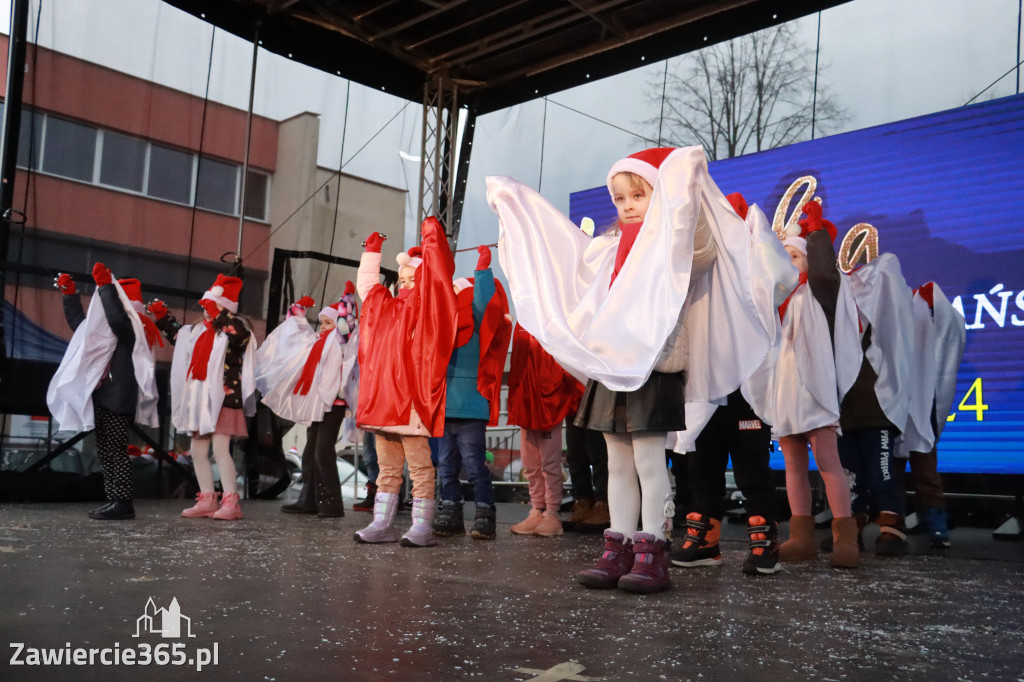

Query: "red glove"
left=92, top=262, right=112, bottom=287
left=56, top=273, right=76, bottom=295
left=364, top=232, right=385, bottom=253
left=146, top=299, right=168, bottom=319
left=343, top=280, right=355, bottom=295
left=295, top=295, right=315, bottom=308
left=476, top=245, right=492, bottom=270
left=199, top=299, right=221, bottom=319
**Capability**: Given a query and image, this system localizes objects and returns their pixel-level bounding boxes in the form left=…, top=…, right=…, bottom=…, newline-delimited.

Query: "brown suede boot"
left=831, top=516, right=861, bottom=568
left=779, top=515, right=818, bottom=561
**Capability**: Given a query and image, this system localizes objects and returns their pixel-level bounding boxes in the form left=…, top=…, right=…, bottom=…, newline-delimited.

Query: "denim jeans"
left=437, top=418, right=494, bottom=506
left=362, top=430, right=379, bottom=484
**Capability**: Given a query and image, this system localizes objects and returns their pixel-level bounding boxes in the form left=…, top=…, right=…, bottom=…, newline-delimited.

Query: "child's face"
left=785, top=245, right=808, bottom=275
left=319, top=316, right=336, bottom=331
left=398, top=266, right=416, bottom=290
left=610, top=173, right=653, bottom=225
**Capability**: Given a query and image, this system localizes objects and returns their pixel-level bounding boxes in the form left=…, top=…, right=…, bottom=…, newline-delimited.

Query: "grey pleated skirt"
left=573, top=371, right=686, bottom=433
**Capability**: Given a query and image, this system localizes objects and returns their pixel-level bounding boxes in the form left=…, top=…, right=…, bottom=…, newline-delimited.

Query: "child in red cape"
left=354, top=217, right=458, bottom=547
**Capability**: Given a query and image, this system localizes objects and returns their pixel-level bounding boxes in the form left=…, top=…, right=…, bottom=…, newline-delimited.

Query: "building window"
left=243, top=170, right=269, bottom=221
left=99, top=130, right=146, bottom=193
left=41, top=116, right=96, bottom=182
left=195, top=156, right=238, bottom=215
left=9, top=109, right=44, bottom=170
left=147, top=143, right=194, bottom=205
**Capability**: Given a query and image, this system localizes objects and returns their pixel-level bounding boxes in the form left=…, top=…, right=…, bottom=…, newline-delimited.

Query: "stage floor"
left=1, top=499, right=1022, bottom=681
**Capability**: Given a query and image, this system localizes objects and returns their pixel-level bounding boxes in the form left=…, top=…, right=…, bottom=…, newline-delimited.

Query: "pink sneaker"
left=181, top=492, right=220, bottom=518
left=213, top=492, right=243, bottom=520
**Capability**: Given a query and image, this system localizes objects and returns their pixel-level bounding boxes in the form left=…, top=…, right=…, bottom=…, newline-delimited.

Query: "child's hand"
left=92, top=262, right=113, bottom=287
left=476, top=245, right=491, bottom=270
left=55, top=273, right=76, bottom=295
left=363, top=232, right=385, bottom=253
left=146, top=299, right=168, bottom=319
left=199, top=299, right=221, bottom=319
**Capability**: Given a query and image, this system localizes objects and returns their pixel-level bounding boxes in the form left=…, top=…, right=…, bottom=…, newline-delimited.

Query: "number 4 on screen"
left=947, top=378, right=988, bottom=422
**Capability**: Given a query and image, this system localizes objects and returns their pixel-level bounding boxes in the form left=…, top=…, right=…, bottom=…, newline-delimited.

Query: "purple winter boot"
left=354, top=492, right=399, bottom=544
left=617, top=532, right=672, bottom=594
left=576, top=530, right=634, bottom=589
left=400, top=498, right=438, bottom=548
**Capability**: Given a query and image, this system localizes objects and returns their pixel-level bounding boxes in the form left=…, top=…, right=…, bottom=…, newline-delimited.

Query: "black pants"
left=94, top=403, right=133, bottom=501
left=665, top=449, right=690, bottom=512
left=688, top=390, right=778, bottom=521
left=838, top=427, right=902, bottom=517
left=564, top=412, right=609, bottom=502
left=297, top=403, right=345, bottom=512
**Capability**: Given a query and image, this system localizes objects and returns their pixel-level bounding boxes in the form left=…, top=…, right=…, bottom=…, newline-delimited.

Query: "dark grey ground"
left=1, top=498, right=1022, bottom=681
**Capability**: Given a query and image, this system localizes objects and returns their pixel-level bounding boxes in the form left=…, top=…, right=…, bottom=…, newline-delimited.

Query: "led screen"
left=569, top=94, right=1024, bottom=474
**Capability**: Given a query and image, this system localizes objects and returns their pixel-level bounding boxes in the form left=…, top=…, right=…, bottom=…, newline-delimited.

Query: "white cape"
left=487, top=145, right=769, bottom=399
left=771, top=279, right=862, bottom=438
left=47, top=280, right=159, bottom=432
left=899, top=283, right=965, bottom=455
left=170, top=322, right=257, bottom=435
left=669, top=204, right=799, bottom=453
left=256, top=315, right=344, bottom=427
left=845, top=254, right=915, bottom=433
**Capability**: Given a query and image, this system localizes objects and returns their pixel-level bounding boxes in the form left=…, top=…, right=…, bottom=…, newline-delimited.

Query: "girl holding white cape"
left=48, top=263, right=160, bottom=520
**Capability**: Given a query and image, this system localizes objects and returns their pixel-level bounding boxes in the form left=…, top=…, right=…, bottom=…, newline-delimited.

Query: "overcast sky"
left=1, top=0, right=1021, bottom=276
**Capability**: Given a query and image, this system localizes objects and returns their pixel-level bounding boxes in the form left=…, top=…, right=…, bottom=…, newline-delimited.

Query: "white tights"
left=604, top=431, right=672, bottom=537
left=191, top=434, right=237, bottom=495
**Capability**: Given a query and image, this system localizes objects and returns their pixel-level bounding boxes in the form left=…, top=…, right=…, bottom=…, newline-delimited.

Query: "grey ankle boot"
left=354, top=492, right=400, bottom=544
left=400, top=498, right=437, bottom=547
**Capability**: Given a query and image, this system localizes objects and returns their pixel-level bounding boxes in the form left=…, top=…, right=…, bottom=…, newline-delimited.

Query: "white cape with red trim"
left=47, top=280, right=159, bottom=432
left=487, top=145, right=770, bottom=398
left=771, top=279, right=862, bottom=438
left=255, top=315, right=344, bottom=427
left=899, top=283, right=965, bottom=455
left=170, top=322, right=257, bottom=435
left=669, top=203, right=799, bottom=452
left=845, top=254, right=915, bottom=434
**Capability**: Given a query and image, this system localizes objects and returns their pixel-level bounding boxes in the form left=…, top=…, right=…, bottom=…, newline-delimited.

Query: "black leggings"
left=94, top=403, right=133, bottom=501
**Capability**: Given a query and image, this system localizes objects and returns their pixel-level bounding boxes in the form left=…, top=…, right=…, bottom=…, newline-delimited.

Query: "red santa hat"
left=118, top=278, right=145, bottom=314
left=606, top=147, right=675, bottom=197
left=396, top=246, right=423, bottom=270
left=343, top=280, right=356, bottom=295
left=783, top=200, right=837, bottom=255
left=201, top=273, right=243, bottom=313
left=318, top=301, right=343, bottom=323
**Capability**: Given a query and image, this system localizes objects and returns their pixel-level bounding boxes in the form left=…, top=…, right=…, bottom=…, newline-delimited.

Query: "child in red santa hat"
left=148, top=274, right=256, bottom=521
left=353, top=218, right=458, bottom=547
left=48, top=264, right=161, bottom=520
left=489, top=146, right=771, bottom=594
left=506, top=323, right=583, bottom=538
left=256, top=284, right=360, bottom=517
left=772, top=201, right=863, bottom=568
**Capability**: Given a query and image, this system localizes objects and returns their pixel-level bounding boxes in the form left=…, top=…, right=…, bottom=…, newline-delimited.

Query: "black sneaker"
left=742, top=516, right=781, bottom=575
left=432, top=500, right=465, bottom=537
left=670, top=512, right=723, bottom=567
left=469, top=505, right=496, bottom=540
left=89, top=499, right=135, bottom=520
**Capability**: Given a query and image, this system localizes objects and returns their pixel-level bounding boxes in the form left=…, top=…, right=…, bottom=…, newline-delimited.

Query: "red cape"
left=356, top=218, right=457, bottom=437
left=506, top=323, right=583, bottom=430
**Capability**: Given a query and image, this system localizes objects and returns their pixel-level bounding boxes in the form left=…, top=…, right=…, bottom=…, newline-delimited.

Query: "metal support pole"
left=0, top=0, right=31, bottom=367
left=236, top=22, right=261, bottom=265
